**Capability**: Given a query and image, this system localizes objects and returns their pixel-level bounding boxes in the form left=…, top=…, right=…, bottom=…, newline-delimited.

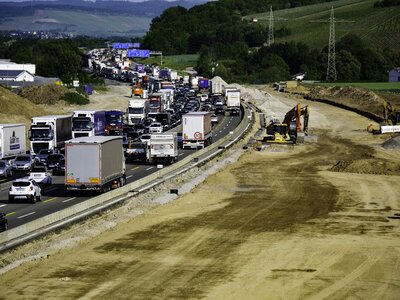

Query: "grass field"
left=245, top=0, right=400, bottom=50
left=136, top=54, right=199, bottom=72
left=0, top=9, right=151, bottom=37
left=312, top=82, right=400, bottom=91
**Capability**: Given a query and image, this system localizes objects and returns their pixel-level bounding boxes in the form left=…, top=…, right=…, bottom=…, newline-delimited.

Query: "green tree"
left=336, top=50, right=361, bottom=81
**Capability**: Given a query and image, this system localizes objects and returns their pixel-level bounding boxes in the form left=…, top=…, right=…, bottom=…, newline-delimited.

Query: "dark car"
left=0, top=213, right=8, bottom=231
left=53, top=158, right=65, bottom=175
left=46, top=154, right=65, bottom=170
left=35, top=149, right=58, bottom=165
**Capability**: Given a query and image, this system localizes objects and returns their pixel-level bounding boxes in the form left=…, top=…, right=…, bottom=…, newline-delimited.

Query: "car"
left=211, top=114, right=219, bottom=125
left=35, top=149, right=58, bottom=165
left=149, top=122, right=163, bottom=134
left=0, top=160, right=12, bottom=178
left=199, top=94, right=208, bottom=102
left=215, top=105, right=224, bottom=115
left=12, top=155, right=35, bottom=171
left=53, top=158, right=65, bottom=175
left=9, top=178, right=41, bottom=203
left=29, top=165, right=52, bottom=185
left=0, top=213, right=8, bottom=232
left=46, top=154, right=64, bottom=170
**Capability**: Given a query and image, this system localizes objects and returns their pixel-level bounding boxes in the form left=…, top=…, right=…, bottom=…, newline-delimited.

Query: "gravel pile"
left=382, top=135, right=400, bottom=149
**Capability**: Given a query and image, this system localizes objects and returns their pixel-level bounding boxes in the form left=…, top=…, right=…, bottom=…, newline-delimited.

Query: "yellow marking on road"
left=6, top=212, right=16, bottom=216
left=43, top=197, right=57, bottom=203
left=130, top=166, right=140, bottom=171
left=0, top=179, right=7, bottom=183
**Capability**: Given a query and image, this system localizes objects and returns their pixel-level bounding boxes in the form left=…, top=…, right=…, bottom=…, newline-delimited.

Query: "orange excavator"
left=266, top=102, right=310, bottom=143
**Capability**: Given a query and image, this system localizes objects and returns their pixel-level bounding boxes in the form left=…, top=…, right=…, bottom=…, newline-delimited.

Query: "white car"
left=211, top=114, right=219, bottom=125
left=9, top=178, right=42, bottom=203
left=29, top=165, right=52, bottom=186
left=149, top=122, right=163, bottom=134
left=199, top=94, right=208, bottom=102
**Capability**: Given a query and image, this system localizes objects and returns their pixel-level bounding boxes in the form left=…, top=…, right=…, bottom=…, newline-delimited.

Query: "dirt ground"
left=1, top=86, right=400, bottom=299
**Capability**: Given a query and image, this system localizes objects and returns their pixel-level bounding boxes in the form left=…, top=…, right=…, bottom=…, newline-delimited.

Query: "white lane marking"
left=18, top=212, right=36, bottom=219
left=146, top=167, right=154, bottom=171
left=0, top=204, right=6, bottom=208
left=126, top=175, right=133, bottom=179
left=62, top=197, right=76, bottom=203
left=219, top=130, right=223, bottom=133
left=179, top=153, right=185, bottom=156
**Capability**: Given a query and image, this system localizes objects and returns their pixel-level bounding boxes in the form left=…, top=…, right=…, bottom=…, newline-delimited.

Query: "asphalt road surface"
left=0, top=114, right=241, bottom=229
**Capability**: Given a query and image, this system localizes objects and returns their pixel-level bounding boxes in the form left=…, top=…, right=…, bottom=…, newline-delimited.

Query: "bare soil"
left=1, top=86, right=400, bottom=299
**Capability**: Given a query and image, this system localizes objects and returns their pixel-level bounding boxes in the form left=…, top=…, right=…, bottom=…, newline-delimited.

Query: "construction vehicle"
left=265, top=103, right=310, bottom=144
left=132, top=82, right=143, bottom=97
left=367, top=100, right=400, bottom=134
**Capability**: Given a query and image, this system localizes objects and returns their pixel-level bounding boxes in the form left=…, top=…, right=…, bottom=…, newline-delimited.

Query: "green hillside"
left=245, top=0, right=400, bottom=50
left=0, top=9, right=151, bottom=37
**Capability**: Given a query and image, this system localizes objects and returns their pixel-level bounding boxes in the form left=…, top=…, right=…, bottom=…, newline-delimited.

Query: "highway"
left=0, top=114, right=242, bottom=229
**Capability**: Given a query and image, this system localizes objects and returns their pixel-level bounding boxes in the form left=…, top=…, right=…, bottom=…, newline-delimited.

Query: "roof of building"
left=389, top=68, right=400, bottom=73
left=0, top=70, right=26, bottom=77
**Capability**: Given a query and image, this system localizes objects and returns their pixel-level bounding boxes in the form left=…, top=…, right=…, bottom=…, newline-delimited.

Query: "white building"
left=0, top=70, right=35, bottom=82
left=0, top=60, right=36, bottom=75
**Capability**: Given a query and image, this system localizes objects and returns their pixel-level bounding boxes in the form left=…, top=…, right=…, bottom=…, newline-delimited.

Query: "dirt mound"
left=382, top=135, right=400, bottom=149
left=308, top=86, right=385, bottom=118
left=19, top=84, right=69, bottom=105
left=0, top=86, right=49, bottom=147
left=331, top=158, right=400, bottom=175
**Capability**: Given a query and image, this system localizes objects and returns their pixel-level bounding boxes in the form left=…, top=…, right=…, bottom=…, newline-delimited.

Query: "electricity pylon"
left=326, top=6, right=337, bottom=82
left=267, top=6, right=274, bottom=47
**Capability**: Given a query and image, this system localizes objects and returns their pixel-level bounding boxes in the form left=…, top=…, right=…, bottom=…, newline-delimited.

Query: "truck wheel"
left=32, top=195, right=37, bottom=204
left=37, top=195, right=41, bottom=202
left=8, top=196, right=13, bottom=203
left=4, top=223, right=8, bottom=231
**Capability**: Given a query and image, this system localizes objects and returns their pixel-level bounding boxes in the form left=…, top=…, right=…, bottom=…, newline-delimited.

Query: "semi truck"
left=72, top=110, right=105, bottom=138
left=0, top=124, right=26, bottom=159
left=65, top=136, right=126, bottom=193
left=148, top=93, right=164, bottom=113
left=149, top=133, right=178, bottom=164
left=127, top=99, right=149, bottom=125
left=199, top=78, right=209, bottom=93
left=105, top=110, right=124, bottom=135
left=211, top=79, right=223, bottom=95
left=226, top=89, right=241, bottom=116
left=182, top=112, right=212, bottom=149
left=28, top=115, right=72, bottom=155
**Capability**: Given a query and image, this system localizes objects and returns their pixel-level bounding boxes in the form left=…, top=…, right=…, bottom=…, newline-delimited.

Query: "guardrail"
left=0, top=104, right=254, bottom=251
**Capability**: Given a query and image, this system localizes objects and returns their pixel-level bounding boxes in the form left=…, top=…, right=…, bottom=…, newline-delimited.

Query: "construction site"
left=0, top=81, right=399, bottom=299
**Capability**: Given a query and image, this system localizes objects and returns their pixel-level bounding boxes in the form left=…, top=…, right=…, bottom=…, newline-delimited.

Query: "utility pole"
left=326, top=6, right=337, bottom=82
left=267, top=6, right=274, bottom=47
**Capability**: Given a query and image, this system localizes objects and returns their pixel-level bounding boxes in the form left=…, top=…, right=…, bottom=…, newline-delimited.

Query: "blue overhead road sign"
left=112, top=43, right=132, bottom=49
left=127, top=49, right=151, bottom=58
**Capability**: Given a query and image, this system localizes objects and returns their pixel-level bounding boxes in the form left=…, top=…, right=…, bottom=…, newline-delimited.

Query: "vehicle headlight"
left=24, top=164, right=30, bottom=167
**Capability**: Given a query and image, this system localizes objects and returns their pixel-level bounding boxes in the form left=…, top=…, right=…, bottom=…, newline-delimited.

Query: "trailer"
left=0, top=124, right=26, bottom=159
left=226, top=89, right=241, bottom=116
left=29, top=115, right=72, bottom=155
left=149, top=133, right=178, bottom=164
left=182, top=112, right=212, bottom=149
left=65, top=136, right=126, bottom=193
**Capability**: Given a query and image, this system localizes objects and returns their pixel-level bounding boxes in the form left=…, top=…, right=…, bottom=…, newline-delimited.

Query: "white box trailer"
left=182, top=112, right=212, bottom=149
left=0, top=124, right=26, bottom=159
left=226, top=89, right=241, bottom=116
left=65, top=136, right=126, bottom=193
left=149, top=133, right=178, bottom=164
